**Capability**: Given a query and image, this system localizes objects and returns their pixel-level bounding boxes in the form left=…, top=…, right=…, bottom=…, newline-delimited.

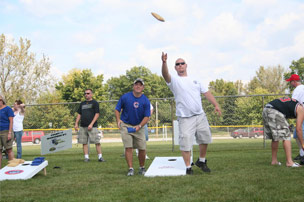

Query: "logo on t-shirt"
left=82, top=104, right=93, bottom=110
left=133, top=102, right=139, bottom=108
left=193, top=80, right=198, bottom=84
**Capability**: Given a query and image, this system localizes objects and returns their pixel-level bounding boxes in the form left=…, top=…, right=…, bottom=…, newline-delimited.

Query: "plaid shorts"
left=262, top=108, right=291, bottom=141
left=77, top=127, right=100, bottom=144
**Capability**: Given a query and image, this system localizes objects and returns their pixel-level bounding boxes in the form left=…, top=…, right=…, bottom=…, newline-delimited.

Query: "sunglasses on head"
left=175, top=62, right=185, bottom=66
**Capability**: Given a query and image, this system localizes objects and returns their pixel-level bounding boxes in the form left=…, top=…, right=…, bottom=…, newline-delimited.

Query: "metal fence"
left=20, top=94, right=292, bottom=143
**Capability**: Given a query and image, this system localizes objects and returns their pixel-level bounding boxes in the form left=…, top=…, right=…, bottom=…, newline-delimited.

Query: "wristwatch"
left=138, top=125, right=142, bottom=128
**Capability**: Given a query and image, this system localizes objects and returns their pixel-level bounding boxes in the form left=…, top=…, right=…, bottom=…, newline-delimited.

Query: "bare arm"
left=8, top=117, right=13, bottom=140
left=135, top=117, right=150, bottom=132
left=74, top=114, right=81, bottom=131
left=20, top=104, right=25, bottom=115
left=203, top=91, right=222, bottom=116
left=296, top=106, right=304, bottom=150
left=161, top=52, right=171, bottom=83
left=115, top=110, right=122, bottom=128
left=88, top=113, right=99, bottom=131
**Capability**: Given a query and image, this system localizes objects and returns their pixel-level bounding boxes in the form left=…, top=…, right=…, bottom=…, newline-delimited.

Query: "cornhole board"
left=0, top=160, right=48, bottom=181
left=144, top=157, right=186, bottom=177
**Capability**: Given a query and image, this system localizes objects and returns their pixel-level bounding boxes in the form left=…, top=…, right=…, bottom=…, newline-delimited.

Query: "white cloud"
left=75, top=48, right=105, bottom=66
left=20, top=0, right=84, bottom=17
left=243, top=0, right=277, bottom=7
left=264, top=12, right=302, bottom=31
left=72, top=32, right=97, bottom=45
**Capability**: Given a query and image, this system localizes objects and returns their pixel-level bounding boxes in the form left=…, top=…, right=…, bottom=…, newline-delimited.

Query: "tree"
left=0, top=34, right=52, bottom=104
left=246, top=65, right=287, bottom=94
left=55, top=68, right=107, bottom=102
left=23, top=91, right=75, bottom=129
left=207, top=79, right=238, bottom=126
left=55, top=68, right=112, bottom=127
left=107, top=66, right=172, bottom=100
left=285, top=57, right=304, bottom=92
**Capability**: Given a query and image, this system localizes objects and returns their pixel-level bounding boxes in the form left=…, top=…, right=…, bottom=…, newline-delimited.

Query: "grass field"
left=1, top=139, right=304, bottom=202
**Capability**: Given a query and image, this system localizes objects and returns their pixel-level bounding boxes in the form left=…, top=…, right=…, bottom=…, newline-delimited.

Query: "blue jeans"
left=14, top=131, right=23, bottom=159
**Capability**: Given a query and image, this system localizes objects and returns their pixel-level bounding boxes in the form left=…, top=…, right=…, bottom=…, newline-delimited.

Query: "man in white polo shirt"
left=161, top=52, right=222, bottom=175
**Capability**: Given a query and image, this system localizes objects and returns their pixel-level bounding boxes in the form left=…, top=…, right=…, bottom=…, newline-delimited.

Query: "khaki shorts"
left=120, top=122, right=146, bottom=150
left=263, top=108, right=291, bottom=141
left=178, top=113, right=212, bottom=151
left=0, top=130, right=14, bottom=150
left=77, top=127, right=100, bottom=144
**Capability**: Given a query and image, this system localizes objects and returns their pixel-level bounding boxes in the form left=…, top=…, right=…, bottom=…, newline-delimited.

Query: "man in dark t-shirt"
left=263, top=97, right=304, bottom=167
left=75, top=89, right=105, bottom=162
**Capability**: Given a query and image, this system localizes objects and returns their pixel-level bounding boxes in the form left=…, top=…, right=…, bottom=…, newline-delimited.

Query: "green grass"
left=1, top=139, right=304, bottom=202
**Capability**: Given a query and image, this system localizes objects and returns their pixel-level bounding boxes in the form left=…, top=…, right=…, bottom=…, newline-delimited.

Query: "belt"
left=265, top=106, right=274, bottom=109
left=264, top=104, right=274, bottom=109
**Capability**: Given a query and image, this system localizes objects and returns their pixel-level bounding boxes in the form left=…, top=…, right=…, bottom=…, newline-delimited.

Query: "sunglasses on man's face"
left=175, top=62, right=185, bottom=66
left=84, top=93, right=91, bottom=95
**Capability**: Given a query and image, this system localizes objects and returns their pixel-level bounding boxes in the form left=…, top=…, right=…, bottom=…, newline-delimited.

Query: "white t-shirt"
left=292, top=84, right=304, bottom=104
left=13, top=111, right=24, bottom=131
left=167, top=75, right=208, bottom=117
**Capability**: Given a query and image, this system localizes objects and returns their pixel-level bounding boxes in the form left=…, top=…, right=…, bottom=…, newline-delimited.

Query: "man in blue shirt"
left=115, top=78, right=151, bottom=176
left=0, top=96, right=14, bottom=169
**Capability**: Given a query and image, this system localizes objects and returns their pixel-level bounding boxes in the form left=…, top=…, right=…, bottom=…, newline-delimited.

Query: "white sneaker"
left=146, top=155, right=150, bottom=159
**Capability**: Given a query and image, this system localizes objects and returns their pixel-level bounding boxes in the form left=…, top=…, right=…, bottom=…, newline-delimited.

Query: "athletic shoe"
left=127, top=168, right=134, bottom=176
left=146, top=155, right=150, bottom=160
left=84, top=158, right=90, bottom=162
left=98, top=157, right=106, bottom=162
left=138, top=167, right=146, bottom=175
left=195, top=159, right=211, bottom=173
left=294, top=154, right=303, bottom=160
left=186, top=167, right=193, bottom=175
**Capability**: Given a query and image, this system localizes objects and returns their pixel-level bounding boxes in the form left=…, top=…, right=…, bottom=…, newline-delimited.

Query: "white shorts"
left=178, top=113, right=212, bottom=151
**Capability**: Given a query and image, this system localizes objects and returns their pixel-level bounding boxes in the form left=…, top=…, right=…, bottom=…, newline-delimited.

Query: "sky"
left=1, top=0, right=304, bottom=87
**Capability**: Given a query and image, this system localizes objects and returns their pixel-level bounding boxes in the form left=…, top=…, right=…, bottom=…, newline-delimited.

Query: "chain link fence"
left=21, top=94, right=292, bottom=144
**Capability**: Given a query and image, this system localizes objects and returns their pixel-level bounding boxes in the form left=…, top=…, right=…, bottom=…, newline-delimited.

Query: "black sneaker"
left=84, top=158, right=90, bottom=162
left=195, top=159, right=211, bottom=173
left=98, top=157, right=106, bottom=162
left=294, top=154, right=302, bottom=160
left=186, top=167, right=193, bottom=175
left=127, top=168, right=134, bottom=176
left=138, top=167, right=146, bottom=175
left=300, top=157, right=304, bottom=165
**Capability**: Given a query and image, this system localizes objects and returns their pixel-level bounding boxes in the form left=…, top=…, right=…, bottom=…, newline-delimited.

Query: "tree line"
left=1, top=34, right=303, bottom=129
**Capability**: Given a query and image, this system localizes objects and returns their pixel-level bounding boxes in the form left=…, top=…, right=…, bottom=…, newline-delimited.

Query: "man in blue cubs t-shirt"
left=115, top=78, right=151, bottom=176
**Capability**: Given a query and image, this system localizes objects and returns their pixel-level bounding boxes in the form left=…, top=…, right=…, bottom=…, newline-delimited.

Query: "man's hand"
left=117, top=120, right=122, bottom=129
left=135, top=125, right=141, bottom=132
left=88, top=124, right=93, bottom=131
left=7, top=132, right=12, bottom=140
left=162, top=52, right=167, bottom=63
left=214, top=106, right=222, bottom=116
left=74, top=125, right=79, bottom=132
